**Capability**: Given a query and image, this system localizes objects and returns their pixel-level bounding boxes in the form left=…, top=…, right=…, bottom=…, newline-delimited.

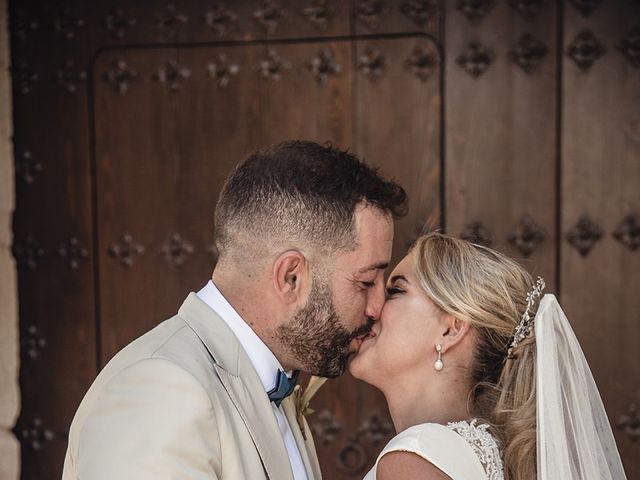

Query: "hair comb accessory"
left=507, top=276, right=545, bottom=359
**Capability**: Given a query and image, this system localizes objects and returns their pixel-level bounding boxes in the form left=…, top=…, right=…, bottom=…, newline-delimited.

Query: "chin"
left=348, top=351, right=369, bottom=382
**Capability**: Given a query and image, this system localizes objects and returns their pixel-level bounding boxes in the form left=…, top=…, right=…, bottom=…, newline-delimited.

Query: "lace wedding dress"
left=363, top=419, right=503, bottom=480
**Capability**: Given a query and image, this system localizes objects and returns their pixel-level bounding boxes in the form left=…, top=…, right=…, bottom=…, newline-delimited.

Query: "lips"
left=354, top=330, right=377, bottom=351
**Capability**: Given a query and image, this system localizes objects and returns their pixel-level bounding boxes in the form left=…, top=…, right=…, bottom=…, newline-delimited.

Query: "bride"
left=349, top=232, right=627, bottom=480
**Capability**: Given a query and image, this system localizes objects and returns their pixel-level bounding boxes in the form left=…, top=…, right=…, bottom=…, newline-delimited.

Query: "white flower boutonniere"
left=293, top=375, right=327, bottom=440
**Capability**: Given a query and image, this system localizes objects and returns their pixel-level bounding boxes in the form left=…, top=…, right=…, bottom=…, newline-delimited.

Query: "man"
left=62, top=141, right=407, bottom=479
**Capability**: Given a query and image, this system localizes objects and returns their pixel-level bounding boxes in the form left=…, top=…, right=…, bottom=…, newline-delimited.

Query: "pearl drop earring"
left=434, top=344, right=444, bottom=371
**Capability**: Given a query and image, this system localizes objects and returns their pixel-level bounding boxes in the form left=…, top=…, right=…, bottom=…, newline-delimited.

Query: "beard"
left=275, top=274, right=374, bottom=378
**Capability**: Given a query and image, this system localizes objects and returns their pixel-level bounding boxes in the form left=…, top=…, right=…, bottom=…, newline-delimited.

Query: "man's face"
left=276, top=204, right=394, bottom=377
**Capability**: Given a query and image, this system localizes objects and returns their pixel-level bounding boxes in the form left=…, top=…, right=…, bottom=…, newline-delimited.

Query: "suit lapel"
left=178, top=293, right=294, bottom=480
left=282, top=397, right=323, bottom=480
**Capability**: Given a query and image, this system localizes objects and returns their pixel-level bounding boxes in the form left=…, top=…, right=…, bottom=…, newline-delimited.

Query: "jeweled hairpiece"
left=506, top=276, right=546, bottom=359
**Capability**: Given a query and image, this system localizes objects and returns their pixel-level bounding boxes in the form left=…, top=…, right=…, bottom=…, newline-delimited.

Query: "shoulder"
left=373, top=422, right=497, bottom=480
left=377, top=451, right=452, bottom=480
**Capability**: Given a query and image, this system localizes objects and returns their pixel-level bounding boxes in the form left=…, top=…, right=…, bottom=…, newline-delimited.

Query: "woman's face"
left=349, top=250, right=445, bottom=387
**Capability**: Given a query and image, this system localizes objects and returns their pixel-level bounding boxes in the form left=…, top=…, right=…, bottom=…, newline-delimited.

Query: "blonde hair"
left=412, top=232, right=538, bottom=479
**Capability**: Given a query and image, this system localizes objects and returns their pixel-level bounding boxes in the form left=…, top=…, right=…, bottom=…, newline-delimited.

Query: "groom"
left=62, top=141, right=407, bottom=479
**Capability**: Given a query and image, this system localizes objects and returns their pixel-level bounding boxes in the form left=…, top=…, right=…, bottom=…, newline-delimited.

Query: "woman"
left=349, top=232, right=626, bottom=480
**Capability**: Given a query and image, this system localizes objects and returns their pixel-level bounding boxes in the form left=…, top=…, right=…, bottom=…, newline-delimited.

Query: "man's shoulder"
left=99, top=313, right=223, bottom=394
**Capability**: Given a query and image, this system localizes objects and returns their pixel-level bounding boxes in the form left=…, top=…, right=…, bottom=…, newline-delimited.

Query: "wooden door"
left=10, top=1, right=640, bottom=479
left=93, top=34, right=441, bottom=478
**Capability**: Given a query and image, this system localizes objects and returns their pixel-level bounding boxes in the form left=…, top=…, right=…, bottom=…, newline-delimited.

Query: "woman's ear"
left=439, top=314, right=472, bottom=354
left=272, top=250, right=307, bottom=303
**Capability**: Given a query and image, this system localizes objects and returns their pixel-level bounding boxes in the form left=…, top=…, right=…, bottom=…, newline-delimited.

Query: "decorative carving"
left=336, top=438, right=368, bottom=474
left=12, top=236, right=45, bottom=270
left=354, top=0, right=390, bottom=30
left=53, top=7, right=85, bottom=40
left=456, top=42, right=494, bottom=78
left=618, top=26, right=640, bottom=69
left=208, top=53, right=240, bottom=87
left=155, top=4, right=188, bottom=35
left=302, top=0, right=335, bottom=31
left=566, top=215, right=603, bottom=256
left=258, top=49, right=291, bottom=81
left=252, top=0, right=287, bottom=35
left=617, top=403, right=640, bottom=442
left=311, top=409, right=344, bottom=446
left=456, top=0, right=496, bottom=24
left=17, top=417, right=55, bottom=451
left=404, top=45, right=438, bottom=82
left=12, top=61, right=39, bottom=95
left=154, top=60, right=191, bottom=92
left=108, top=233, right=144, bottom=268
left=102, top=59, right=138, bottom=94
left=508, top=215, right=545, bottom=257
left=306, top=48, right=342, bottom=85
left=569, top=0, right=602, bottom=17
left=400, top=0, right=438, bottom=27
left=10, top=8, right=40, bottom=42
left=509, top=33, right=548, bottom=74
left=15, top=149, right=42, bottom=185
left=566, top=30, right=606, bottom=71
left=55, top=60, right=87, bottom=94
left=161, top=233, right=194, bottom=267
left=204, top=3, right=238, bottom=37
left=356, top=47, right=385, bottom=81
left=508, top=0, right=548, bottom=20
left=612, top=214, right=640, bottom=252
left=59, top=237, right=89, bottom=270
left=356, top=412, right=394, bottom=446
left=460, top=222, right=493, bottom=247
left=21, top=324, right=47, bottom=360
left=104, top=8, right=137, bottom=39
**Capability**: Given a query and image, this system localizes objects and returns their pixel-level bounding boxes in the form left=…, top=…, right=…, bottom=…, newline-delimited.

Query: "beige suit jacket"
left=62, top=293, right=322, bottom=480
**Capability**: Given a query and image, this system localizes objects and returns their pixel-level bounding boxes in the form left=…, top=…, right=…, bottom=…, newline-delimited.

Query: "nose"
left=364, top=281, right=386, bottom=321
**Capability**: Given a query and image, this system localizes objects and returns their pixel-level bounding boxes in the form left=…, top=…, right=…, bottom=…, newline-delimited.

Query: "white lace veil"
left=535, top=294, right=627, bottom=480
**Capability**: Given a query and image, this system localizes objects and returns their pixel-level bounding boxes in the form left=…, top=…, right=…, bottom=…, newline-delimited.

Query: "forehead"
left=340, top=204, right=394, bottom=271
left=388, top=251, right=417, bottom=282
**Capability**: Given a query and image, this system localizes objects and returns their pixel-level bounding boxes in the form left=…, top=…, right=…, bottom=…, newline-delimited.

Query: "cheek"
left=377, top=304, right=434, bottom=368
left=335, top=290, right=367, bottom=325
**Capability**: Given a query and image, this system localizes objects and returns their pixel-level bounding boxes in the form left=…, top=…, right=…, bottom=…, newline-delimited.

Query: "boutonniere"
left=293, top=375, right=327, bottom=440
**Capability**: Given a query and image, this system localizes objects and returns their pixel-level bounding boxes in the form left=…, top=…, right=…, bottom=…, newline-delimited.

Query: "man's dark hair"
left=214, top=140, right=407, bottom=263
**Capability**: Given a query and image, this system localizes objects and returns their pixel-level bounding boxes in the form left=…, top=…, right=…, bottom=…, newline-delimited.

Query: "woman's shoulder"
left=372, top=419, right=503, bottom=480
left=444, top=419, right=504, bottom=480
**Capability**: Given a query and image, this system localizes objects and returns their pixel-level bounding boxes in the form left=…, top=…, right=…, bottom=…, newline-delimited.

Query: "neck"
left=381, top=371, right=471, bottom=433
left=210, top=270, right=297, bottom=370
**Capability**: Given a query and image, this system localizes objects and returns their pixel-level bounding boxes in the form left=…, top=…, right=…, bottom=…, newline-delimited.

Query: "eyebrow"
left=358, top=262, right=389, bottom=274
left=389, top=274, right=408, bottom=284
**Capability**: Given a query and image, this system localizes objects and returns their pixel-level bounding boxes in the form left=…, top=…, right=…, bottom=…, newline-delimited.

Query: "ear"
left=272, top=250, right=308, bottom=304
left=439, top=314, right=472, bottom=354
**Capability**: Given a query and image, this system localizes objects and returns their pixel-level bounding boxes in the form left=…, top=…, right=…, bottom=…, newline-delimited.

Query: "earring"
left=434, top=344, right=443, bottom=371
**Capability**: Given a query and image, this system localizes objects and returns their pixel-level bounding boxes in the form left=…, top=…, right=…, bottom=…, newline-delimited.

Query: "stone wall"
left=0, top=0, right=20, bottom=478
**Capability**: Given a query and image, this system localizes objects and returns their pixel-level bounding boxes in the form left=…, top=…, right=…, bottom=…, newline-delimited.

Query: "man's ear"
left=272, top=250, right=307, bottom=303
left=439, top=313, right=472, bottom=354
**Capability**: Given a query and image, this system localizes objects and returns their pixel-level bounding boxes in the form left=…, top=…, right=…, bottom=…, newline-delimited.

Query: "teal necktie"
left=267, top=370, right=300, bottom=407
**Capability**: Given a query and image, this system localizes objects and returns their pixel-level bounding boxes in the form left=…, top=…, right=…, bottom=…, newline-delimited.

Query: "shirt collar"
left=196, top=280, right=285, bottom=392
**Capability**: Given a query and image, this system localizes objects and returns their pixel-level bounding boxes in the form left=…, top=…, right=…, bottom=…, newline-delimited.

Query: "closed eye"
left=361, top=281, right=376, bottom=289
left=385, top=287, right=404, bottom=298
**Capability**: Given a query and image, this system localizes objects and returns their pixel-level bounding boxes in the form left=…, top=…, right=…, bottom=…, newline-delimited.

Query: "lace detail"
left=447, top=419, right=504, bottom=480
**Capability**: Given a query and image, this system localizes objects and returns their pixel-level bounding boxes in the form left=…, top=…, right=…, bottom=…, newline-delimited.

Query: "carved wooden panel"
left=444, top=0, right=557, bottom=286
left=355, top=36, right=441, bottom=266
left=9, top=1, right=98, bottom=478
left=561, top=2, right=640, bottom=474
left=93, top=34, right=438, bottom=479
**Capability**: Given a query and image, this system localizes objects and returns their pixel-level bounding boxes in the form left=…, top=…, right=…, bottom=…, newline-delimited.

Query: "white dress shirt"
left=197, top=280, right=308, bottom=480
